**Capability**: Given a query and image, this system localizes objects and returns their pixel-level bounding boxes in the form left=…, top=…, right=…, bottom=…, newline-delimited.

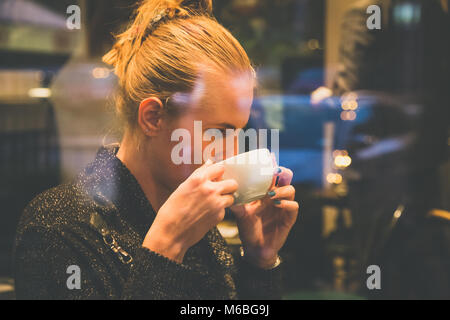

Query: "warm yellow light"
left=341, top=100, right=358, bottom=110
left=311, top=86, right=332, bottom=105
left=28, top=88, right=52, bottom=98
left=333, top=150, right=348, bottom=158
left=327, top=173, right=343, bottom=184
left=92, top=67, right=110, bottom=79
left=335, top=155, right=352, bottom=168
left=307, top=39, right=320, bottom=50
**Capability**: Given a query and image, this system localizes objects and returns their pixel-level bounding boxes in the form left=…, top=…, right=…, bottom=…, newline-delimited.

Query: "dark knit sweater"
left=13, top=146, right=282, bottom=300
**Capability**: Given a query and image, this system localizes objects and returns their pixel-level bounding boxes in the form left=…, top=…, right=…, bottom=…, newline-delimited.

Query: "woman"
left=14, top=0, right=299, bottom=300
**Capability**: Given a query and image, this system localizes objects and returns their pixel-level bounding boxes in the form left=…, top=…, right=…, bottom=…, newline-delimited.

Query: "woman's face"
left=146, top=71, right=255, bottom=191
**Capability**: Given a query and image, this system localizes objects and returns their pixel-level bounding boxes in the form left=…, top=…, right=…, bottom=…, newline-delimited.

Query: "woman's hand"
left=230, top=167, right=299, bottom=269
left=142, top=160, right=237, bottom=263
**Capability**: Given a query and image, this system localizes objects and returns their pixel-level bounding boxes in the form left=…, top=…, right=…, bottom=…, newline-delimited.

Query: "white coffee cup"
left=216, top=148, right=276, bottom=205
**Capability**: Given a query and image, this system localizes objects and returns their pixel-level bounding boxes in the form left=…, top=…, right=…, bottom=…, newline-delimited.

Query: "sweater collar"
left=77, top=144, right=156, bottom=237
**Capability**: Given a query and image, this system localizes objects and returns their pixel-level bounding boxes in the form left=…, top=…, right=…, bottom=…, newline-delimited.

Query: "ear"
left=138, top=97, right=164, bottom=136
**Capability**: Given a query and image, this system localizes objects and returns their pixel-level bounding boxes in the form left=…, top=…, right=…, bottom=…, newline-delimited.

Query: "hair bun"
left=181, top=0, right=213, bottom=15
left=102, top=0, right=214, bottom=76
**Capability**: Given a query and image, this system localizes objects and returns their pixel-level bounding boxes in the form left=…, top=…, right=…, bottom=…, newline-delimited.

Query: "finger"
left=220, top=194, right=235, bottom=208
left=266, top=153, right=282, bottom=189
left=275, top=167, right=293, bottom=187
left=193, top=158, right=214, bottom=176
left=267, top=185, right=295, bottom=201
left=215, top=179, right=238, bottom=195
left=204, top=163, right=226, bottom=181
left=273, top=199, right=299, bottom=212
left=270, top=166, right=282, bottom=189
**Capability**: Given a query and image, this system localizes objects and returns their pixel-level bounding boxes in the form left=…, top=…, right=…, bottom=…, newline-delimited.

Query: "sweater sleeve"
left=14, top=226, right=206, bottom=300
left=123, top=247, right=206, bottom=300
left=234, top=255, right=283, bottom=300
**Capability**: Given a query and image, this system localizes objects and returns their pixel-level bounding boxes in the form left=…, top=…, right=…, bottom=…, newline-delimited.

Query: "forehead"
left=187, top=70, right=255, bottom=128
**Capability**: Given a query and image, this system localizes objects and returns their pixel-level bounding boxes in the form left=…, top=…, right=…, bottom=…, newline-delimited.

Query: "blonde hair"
left=103, top=0, right=255, bottom=129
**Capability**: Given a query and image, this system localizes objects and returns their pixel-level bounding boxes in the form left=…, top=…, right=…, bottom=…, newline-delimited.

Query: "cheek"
left=161, top=116, right=243, bottom=166
left=158, top=119, right=202, bottom=183
left=152, top=148, right=198, bottom=189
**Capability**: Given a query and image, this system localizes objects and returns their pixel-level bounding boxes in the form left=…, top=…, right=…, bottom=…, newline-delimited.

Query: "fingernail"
left=274, top=200, right=281, bottom=205
left=275, top=176, right=280, bottom=186
left=268, top=191, right=276, bottom=197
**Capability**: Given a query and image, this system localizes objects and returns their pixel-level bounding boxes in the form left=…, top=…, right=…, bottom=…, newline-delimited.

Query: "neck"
left=116, top=131, right=170, bottom=213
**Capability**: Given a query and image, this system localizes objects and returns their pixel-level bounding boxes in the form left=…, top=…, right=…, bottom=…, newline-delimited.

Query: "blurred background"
left=0, top=0, right=449, bottom=300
